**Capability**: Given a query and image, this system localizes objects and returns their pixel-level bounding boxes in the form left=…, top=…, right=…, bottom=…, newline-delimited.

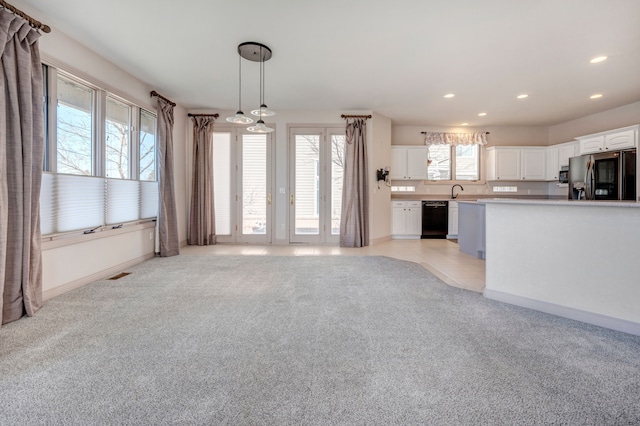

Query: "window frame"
left=427, top=144, right=482, bottom=183
left=41, top=63, right=158, bottom=237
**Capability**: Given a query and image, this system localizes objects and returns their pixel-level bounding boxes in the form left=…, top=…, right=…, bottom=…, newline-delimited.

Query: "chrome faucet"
left=451, top=184, right=464, bottom=199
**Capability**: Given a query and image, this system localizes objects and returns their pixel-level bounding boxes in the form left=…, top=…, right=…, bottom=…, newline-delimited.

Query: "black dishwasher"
left=421, top=201, right=448, bottom=239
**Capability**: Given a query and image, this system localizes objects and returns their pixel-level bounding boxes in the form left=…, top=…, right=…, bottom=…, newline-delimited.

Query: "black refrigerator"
left=568, top=149, right=636, bottom=200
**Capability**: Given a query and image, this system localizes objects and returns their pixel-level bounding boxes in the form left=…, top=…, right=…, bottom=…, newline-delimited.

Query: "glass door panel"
left=330, top=134, right=345, bottom=237
left=240, top=133, right=271, bottom=243
left=294, top=135, right=320, bottom=237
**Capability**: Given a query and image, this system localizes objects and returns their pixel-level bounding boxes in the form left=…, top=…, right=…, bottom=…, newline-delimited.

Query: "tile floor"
left=182, top=239, right=486, bottom=293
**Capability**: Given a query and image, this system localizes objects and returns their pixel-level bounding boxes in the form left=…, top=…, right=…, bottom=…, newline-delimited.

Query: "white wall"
left=548, top=101, right=640, bottom=145
left=370, top=113, right=392, bottom=243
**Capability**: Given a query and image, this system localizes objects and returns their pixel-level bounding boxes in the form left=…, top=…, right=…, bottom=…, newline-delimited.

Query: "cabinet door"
left=495, top=149, right=521, bottom=180
left=521, top=148, right=546, bottom=180
left=390, top=148, right=406, bottom=179
left=391, top=206, right=405, bottom=235
left=546, top=147, right=559, bottom=181
left=558, top=143, right=576, bottom=167
left=579, top=136, right=604, bottom=154
left=405, top=207, right=422, bottom=235
left=405, top=148, right=428, bottom=180
left=605, top=130, right=636, bottom=151
left=448, top=201, right=458, bottom=236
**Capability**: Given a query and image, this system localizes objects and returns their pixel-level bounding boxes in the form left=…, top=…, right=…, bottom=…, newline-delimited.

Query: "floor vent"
left=108, top=272, right=131, bottom=280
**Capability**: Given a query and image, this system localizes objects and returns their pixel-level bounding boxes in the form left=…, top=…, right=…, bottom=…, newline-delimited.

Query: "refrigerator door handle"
left=584, top=156, right=593, bottom=200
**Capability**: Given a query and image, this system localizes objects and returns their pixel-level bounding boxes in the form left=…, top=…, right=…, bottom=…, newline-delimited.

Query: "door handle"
left=290, top=194, right=295, bottom=205
left=267, top=193, right=272, bottom=205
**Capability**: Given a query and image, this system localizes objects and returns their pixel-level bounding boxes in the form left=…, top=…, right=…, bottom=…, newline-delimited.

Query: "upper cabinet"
left=486, top=147, right=546, bottom=181
left=390, top=146, right=428, bottom=180
left=557, top=142, right=576, bottom=167
left=577, top=125, right=638, bottom=155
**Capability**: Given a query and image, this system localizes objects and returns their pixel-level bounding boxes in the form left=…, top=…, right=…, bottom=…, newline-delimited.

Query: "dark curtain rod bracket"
left=0, top=0, right=51, bottom=32
left=150, top=90, right=176, bottom=107
left=188, top=113, right=219, bottom=118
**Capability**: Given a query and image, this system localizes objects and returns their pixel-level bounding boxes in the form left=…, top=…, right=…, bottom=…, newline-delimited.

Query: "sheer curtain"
left=188, top=116, right=216, bottom=245
left=156, top=97, right=179, bottom=257
left=340, top=118, right=369, bottom=247
left=0, top=9, right=44, bottom=326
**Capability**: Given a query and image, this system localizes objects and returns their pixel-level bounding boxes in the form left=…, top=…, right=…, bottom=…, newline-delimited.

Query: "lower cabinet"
left=391, top=201, right=422, bottom=238
left=448, top=201, right=458, bottom=238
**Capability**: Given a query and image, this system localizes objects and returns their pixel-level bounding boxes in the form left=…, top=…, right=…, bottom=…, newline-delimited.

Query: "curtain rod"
left=421, top=131, right=490, bottom=134
left=341, top=114, right=372, bottom=119
left=0, top=0, right=51, bottom=33
left=188, top=113, right=219, bottom=118
left=150, top=90, right=176, bottom=107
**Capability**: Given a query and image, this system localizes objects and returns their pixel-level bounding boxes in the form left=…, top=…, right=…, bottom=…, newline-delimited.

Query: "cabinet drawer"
left=406, top=201, right=421, bottom=208
left=392, top=201, right=406, bottom=208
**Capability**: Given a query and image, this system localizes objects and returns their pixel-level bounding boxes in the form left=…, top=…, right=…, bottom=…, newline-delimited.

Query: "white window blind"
left=212, top=133, right=231, bottom=235
left=106, top=179, right=139, bottom=224
left=40, top=173, right=158, bottom=235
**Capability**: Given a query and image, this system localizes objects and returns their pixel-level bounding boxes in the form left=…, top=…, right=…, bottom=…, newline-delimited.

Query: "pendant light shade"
left=247, top=119, right=275, bottom=133
left=226, top=53, right=254, bottom=124
left=226, top=111, right=254, bottom=124
left=251, top=104, right=276, bottom=117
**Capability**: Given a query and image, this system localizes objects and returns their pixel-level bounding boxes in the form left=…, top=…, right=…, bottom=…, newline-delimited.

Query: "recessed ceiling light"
left=444, top=93, right=455, bottom=98
left=590, top=94, right=603, bottom=99
left=461, top=123, right=469, bottom=126
left=517, top=94, right=528, bottom=99
left=590, top=56, right=607, bottom=64
left=478, top=112, right=487, bottom=116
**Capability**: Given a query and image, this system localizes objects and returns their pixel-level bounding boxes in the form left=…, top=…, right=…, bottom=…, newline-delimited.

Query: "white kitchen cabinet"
left=486, top=147, right=546, bottom=181
left=577, top=126, right=638, bottom=155
left=486, top=148, right=520, bottom=180
left=391, top=200, right=422, bottom=238
left=558, top=142, right=576, bottom=167
left=545, top=147, right=559, bottom=181
left=390, top=146, right=428, bottom=180
left=448, top=201, right=458, bottom=238
left=521, top=148, right=546, bottom=180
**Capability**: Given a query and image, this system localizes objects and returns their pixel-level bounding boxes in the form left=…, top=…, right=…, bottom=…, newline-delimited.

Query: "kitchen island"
left=481, top=198, right=640, bottom=336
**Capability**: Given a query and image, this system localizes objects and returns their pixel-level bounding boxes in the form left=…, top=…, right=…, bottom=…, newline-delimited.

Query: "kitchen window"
left=427, top=144, right=480, bottom=181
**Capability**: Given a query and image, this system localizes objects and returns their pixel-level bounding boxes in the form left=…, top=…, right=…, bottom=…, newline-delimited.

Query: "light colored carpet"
left=1, top=255, right=639, bottom=425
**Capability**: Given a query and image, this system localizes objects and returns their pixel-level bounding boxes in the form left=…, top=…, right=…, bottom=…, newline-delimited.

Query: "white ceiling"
left=19, top=0, right=640, bottom=127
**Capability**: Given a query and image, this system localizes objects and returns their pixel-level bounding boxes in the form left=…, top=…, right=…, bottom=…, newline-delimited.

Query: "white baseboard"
left=42, top=253, right=155, bottom=301
left=483, top=289, right=640, bottom=337
left=371, top=235, right=393, bottom=245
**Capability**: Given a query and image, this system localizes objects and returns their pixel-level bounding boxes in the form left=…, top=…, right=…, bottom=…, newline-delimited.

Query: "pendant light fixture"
left=236, top=42, right=275, bottom=133
left=226, top=51, right=253, bottom=124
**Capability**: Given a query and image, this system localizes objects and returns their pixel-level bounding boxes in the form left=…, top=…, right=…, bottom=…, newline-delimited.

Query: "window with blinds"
left=41, top=65, right=159, bottom=237
left=40, top=173, right=158, bottom=235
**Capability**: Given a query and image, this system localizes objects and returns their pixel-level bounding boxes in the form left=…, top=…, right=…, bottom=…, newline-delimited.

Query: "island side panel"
left=484, top=202, right=640, bottom=329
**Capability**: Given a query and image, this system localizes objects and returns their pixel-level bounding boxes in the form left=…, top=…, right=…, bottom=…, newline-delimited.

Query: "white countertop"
left=478, top=198, right=640, bottom=208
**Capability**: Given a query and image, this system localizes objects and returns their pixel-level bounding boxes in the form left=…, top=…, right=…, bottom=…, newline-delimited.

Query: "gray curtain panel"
left=156, top=97, right=180, bottom=257
left=188, top=116, right=216, bottom=245
left=0, top=10, right=45, bottom=326
left=339, top=118, right=369, bottom=247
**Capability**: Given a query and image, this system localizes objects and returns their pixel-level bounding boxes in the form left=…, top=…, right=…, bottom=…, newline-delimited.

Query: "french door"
left=289, top=127, right=345, bottom=244
left=212, top=129, right=273, bottom=244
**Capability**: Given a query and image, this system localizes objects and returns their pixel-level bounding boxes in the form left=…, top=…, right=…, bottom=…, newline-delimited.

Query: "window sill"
left=42, top=220, right=156, bottom=251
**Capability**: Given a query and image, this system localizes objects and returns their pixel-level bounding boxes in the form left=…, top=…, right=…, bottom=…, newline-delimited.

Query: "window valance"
left=423, top=132, right=488, bottom=146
